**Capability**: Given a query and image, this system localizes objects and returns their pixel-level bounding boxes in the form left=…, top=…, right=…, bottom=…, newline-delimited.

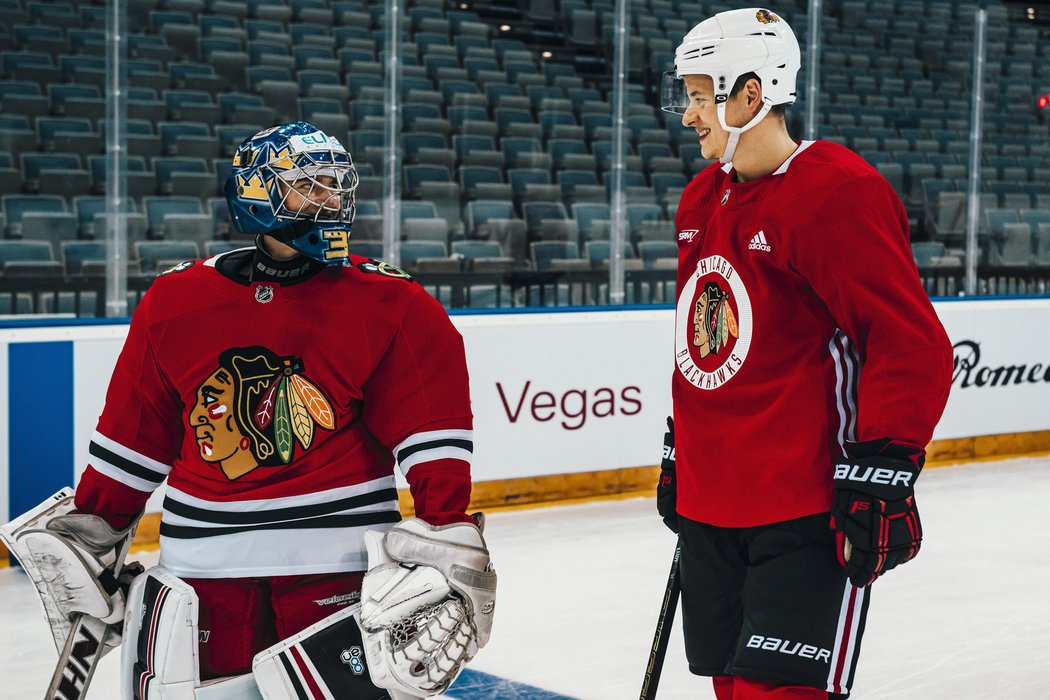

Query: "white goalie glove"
left=42, top=512, right=141, bottom=627
left=360, top=516, right=497, bottom=698
left=0, top=489, right=141, bottom=655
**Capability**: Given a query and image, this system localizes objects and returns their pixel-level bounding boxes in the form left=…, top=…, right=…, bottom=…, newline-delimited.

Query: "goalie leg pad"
left=120, top=566, right=263, bottom=700
left=121, top=566, right=200, bottom=700
left=252, top=604, right=391, bottom=700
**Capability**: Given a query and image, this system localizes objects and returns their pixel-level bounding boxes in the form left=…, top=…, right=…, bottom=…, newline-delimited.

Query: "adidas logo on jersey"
left=748, top=230, right=771, bottom=252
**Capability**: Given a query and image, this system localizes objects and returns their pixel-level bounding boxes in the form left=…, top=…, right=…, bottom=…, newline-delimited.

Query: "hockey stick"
left=45, top=613, right=115, bottom=700
left=639, top=541, right=681, bottom=700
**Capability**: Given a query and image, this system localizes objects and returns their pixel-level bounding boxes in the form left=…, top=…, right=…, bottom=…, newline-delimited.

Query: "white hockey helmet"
left=661, top=8, right=801, bottom=163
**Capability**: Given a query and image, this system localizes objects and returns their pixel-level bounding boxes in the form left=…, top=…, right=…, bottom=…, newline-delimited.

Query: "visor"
left=660, top=70, right=689, bottom=115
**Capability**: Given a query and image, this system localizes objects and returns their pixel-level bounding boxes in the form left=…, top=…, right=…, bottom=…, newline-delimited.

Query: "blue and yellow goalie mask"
left=225, top=122, right=359, bottom=266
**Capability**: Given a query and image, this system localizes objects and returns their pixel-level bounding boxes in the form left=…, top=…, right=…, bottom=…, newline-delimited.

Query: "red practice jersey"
left=75, top=252, right=474, bottom=578
left=672, top=140, right=953, bottom=528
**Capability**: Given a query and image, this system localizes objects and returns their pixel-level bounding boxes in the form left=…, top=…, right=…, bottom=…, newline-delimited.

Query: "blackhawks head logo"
left=692, top=281, right=739, bottom=359
left=189, top=346, right=336, bottom=480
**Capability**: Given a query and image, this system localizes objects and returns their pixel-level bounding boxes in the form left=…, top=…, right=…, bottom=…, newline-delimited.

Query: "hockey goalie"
left=1, top=122, right=496, bottom=700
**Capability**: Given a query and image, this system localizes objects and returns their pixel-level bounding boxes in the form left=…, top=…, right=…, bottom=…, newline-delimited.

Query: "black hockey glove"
left=656, top=417, right=678, bottom=533
left=830, top=439, right=924, bottom=588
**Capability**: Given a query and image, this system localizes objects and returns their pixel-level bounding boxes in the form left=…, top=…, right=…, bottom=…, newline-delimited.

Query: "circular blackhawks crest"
left=675, top=255, right=753, bottom=390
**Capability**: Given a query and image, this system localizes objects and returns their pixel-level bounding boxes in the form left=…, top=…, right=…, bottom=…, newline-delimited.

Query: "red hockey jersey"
left=75, top=251, right=474, bottom=578
left=673, top=140, right=953, bottom=528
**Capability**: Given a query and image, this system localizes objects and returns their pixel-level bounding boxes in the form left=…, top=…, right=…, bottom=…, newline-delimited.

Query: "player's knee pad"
left=121, top=566, right=262, bottom=700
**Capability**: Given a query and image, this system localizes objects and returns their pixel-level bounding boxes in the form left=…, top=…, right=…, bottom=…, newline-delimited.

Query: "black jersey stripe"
left=161, top=487, right=399, bottom=526
left=159, top=510, right=401, bottom=540
left=396, top=438, right=473, bottom=463
left=90, top=441, right=167, bottom=484
left=278, top=652, right=310, bottom=700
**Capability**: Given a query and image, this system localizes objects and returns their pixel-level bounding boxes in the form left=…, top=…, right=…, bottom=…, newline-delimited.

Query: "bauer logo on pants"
left=674, top=255, right=752, bottom=391
left=189, top=346, right=336, bottom=480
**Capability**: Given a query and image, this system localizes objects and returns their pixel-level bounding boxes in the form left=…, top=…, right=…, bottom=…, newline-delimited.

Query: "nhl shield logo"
left=255, top=285, right=274, bottom=303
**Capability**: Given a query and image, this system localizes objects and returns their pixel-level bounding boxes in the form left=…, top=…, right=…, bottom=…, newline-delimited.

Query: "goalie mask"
left=225, top=121, right=359, bottom=266
left=661, top=8, right=801, bottom=164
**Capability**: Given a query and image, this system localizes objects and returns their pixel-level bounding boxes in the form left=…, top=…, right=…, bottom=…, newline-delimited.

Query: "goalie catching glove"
left=360, top=516, right=496, bottom=697
left=830, top=439, right=924, bottom=588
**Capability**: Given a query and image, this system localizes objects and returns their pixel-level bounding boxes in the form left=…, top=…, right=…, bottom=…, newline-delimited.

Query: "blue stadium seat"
left=530, top=240, right=580, bottom=271
left=637, top=240, right=678, bottom=268
left=399, top=200, right=438, bottom=221
left=404, top=164, right=451, bottom=198
left=135, top=240, right=201, bottom=273
left=21, top=152, right=90, bottom=196
left=0, top=239, right=54, bottom=264
left=401, top=240, right=448, bottom=269
left=159, top=122, right=219, bottom=160
left=144, top=196, right=203, bottom=236
left=61, top=240, right=107, bottom=274
left=155, top=157, right=215, bottom=198
left=523, top=201, right=569, bottom=236
left=465, top=200, right=514, bottom=237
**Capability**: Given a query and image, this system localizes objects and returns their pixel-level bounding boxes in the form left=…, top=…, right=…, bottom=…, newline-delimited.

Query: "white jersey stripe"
left=399, top=446, right=473, bottom=474
left=828, top=331, right=860, bottom=453
left=88, top=455, right=163, bottom=493
left=843, top=336, right=860, bottom=442
left=393, top=428, right=473, bottom=453
left=92, top=431, right=173, bottom=476
left=394, top=428, right=473, bottom=476
left=165, top=477, right=396, bottom=514
left=89, top=431, right=173, bottom=491
left=159, top=521, right=397, bottom=577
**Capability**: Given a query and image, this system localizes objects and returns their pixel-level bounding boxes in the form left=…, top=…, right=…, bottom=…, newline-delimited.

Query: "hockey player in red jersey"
left=656, top=8, right=953, bottom=699
left=10, top=122, right=495, bottom=699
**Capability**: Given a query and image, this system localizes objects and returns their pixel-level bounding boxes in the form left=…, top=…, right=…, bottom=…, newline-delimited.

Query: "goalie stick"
left=638, top=541, right=681, bottom=700
left=0, top=489, right=133, bottom=700
left=44, top=613, right=115, bottom=700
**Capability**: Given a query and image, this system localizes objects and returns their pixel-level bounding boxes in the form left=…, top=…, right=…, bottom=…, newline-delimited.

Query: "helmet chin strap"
left=716, top=101, right=773, bottom=165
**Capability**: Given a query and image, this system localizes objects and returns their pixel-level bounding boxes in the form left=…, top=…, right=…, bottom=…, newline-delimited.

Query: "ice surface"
left=2, top=455, right=1048, bottom=699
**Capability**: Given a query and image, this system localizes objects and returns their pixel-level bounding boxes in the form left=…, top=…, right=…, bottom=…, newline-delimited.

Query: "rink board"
left=2, top=299, right=1050, bottom=523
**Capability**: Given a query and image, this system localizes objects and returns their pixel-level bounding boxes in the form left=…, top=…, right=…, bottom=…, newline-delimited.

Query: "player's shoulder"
left=343, top=255, right=417, bottom=286
left=148, top=257, right=214, bottom=292
left=329, top=254, right=430, bottom=305
left=791, top=140, right=885, bottom=187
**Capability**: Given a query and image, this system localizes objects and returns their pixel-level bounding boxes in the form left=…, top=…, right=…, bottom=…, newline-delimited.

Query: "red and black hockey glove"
left=830, top=439, right=924, bottom=588
left=656, top=417, right=678, bottom=533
